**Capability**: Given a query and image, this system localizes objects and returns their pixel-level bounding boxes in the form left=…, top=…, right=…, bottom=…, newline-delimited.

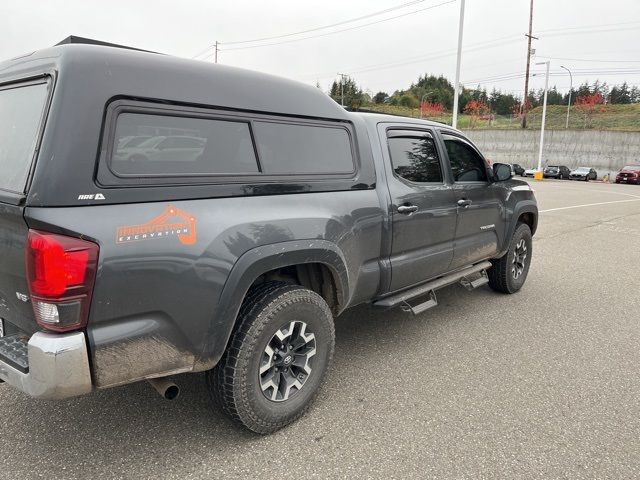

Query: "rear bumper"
left=0, top=331, right=92, bottom=399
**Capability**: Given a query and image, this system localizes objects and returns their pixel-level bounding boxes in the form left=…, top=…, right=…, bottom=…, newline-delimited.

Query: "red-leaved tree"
left=575, top=93, right=606, bottom=127
left=464, top=100, right=492, bottom=127
left=420, top=101, right=445, bottom=118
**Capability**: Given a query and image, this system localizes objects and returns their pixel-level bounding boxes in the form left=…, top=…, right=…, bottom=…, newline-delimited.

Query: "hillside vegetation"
left=329, top=73, right=640, bottom=131
left=362, top=103, right=640, bottom=131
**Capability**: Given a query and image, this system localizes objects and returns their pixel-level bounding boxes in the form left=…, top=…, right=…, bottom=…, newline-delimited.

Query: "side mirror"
left=493, top=163, right=512, bottom=182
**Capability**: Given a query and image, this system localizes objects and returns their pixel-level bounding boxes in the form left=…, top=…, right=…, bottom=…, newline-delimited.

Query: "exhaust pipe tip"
left=148, top=377, right=180, bottom=400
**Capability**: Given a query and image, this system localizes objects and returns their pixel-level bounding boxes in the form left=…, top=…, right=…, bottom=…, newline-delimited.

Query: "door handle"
left=457, top=199, right=472, bottom=208
left=397, top=204, right=419, bottom=214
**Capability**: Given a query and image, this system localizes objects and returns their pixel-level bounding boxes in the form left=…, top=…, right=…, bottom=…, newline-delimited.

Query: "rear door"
left=380, top=126, right=457, bottom=291
left=441, top=133, right=504, bottom=270
left=0, top=78, right=52, bottom=335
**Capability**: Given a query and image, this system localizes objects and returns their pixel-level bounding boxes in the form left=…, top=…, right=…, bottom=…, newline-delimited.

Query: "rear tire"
left=488, top=222, right=532, bottom=294
left=207, top=282, right=335, bottom=434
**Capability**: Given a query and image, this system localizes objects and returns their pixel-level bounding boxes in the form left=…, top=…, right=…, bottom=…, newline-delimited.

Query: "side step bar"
left=373, top=261, right=492, bottom=315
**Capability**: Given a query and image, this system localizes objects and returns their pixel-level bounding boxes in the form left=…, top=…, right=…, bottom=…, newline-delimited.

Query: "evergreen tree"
left=609, top=82, right=631, bottom=104
left=545, top=86, right=565, bottom=105
left=575, top=82, right=592, bottom=99
left=373, top=91, right=388, bottom=104
left=329, top=76, right=364, bottom=109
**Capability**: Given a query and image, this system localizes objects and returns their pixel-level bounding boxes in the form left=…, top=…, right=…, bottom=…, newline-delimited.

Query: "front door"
left=441, top=133, right=505, bottom=270
left=381, top=127, right=458, bottom=292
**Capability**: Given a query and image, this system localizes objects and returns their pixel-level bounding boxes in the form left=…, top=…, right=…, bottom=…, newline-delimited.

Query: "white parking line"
left=534, top=183, right=640, bottom=199
left=540, top=199, right=640, bottom=213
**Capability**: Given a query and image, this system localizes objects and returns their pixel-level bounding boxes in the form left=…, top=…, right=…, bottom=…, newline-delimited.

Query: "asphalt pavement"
left=1, top=178, right=639, bottom=479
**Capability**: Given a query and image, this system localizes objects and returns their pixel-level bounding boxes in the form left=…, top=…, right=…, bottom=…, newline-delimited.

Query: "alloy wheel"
left=260, top=321, right=316, bottom=402
left=512, top=239, right=528, bottom=279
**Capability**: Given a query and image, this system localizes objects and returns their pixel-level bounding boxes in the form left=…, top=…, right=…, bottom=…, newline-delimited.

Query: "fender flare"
left=203, top=239, right=350, bottom=364
left=499, top=201, right=538, bottom=256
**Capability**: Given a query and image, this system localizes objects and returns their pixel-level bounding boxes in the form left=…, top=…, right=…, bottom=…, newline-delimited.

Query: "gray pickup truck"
left=0, top=38, right=537, bottom=434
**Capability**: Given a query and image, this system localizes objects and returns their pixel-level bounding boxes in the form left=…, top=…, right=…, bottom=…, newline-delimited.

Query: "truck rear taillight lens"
left=26, top=230, right=99, bottom=332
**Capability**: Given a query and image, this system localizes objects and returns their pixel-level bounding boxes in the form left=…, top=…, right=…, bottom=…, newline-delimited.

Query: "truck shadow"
left=6, top=285, right=495, bottom=475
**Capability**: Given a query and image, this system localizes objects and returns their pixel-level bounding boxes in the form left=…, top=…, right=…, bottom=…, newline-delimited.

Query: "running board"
left=460, top=269, right=489, bottom=291
left=374, top=261, right=492, bottom=314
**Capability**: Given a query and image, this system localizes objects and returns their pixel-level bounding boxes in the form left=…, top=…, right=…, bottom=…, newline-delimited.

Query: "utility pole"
left=214, top=41, right=219, bottom=64
left=337, top=73, right=348, bottom=107
left=521, top=0, right=537, bottom=129
left=560, top=65, right=573, bottom=129
left=535, top=61, right=550, bottom=175
left=452, top=0, right=466, bottom=129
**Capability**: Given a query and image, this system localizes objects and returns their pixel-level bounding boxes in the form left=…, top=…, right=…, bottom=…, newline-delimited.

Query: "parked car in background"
left=524, top=168, right=536, bottom=177
left=569, top=167, right=597, bottom=181
left=543, top=165, right=571, bottom=180
left=117, top=135, right=152, bottom=149
left=114, top=135, right=207, bottom=163
left=615, top=165, right=640, bottom=184
left=512, top=163, right=525, bottom=176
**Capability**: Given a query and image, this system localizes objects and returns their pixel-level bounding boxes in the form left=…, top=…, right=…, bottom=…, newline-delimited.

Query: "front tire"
left=207, top=282, right=335, bottom=434
left=488, top=222, right=533, bottom=294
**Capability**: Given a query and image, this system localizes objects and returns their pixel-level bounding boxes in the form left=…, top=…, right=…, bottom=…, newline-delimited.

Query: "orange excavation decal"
left=116, top=205, right=197, bottom=245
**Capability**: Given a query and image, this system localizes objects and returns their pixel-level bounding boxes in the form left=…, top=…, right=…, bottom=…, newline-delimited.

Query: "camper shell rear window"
left=99, top=101, right=357, bottom=187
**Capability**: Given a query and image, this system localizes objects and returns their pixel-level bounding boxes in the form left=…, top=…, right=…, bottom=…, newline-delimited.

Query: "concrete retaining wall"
left=463, top=130, right=640, bottom=172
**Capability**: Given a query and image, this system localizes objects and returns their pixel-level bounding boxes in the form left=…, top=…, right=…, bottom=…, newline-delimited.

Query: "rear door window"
left=387, top=133, right=443, bottom=183
left=110, top=113, right=259, bottom=176
left=0, top=81, right=50, bottom=193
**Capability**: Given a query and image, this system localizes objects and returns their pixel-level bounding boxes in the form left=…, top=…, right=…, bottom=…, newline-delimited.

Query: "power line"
left=463, top=69, right=640, bottom=86
left=219, top=0, right=456, bottom=53
left=299, top=21, right=640, bottom=83
left=537, top=55, right=640, bottom=64
left=295, top=19, right=640, bottom=83
left=298, top=34, right=523, bottom=80
left=193, top=0, right=454, bottom=58
left=537, top=19, right=640, bottom=34
left=542, top=25, right=640, bottom=38
left=223, top=0, right=430, bottom=45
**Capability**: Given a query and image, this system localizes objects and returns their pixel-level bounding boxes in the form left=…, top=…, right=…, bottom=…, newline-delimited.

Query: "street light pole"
left=452, top=0, right=465, bottom=129
left=535, top=61, right=550, bottom=175
left=560, top=65, right=573, bottom=129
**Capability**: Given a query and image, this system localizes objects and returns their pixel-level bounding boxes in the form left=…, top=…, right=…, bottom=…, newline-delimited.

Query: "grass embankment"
left=362, top=103, right=640, bottom=131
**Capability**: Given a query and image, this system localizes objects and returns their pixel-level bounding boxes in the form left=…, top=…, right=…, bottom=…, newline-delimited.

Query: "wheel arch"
left=203, top=240, right=350, bottom=367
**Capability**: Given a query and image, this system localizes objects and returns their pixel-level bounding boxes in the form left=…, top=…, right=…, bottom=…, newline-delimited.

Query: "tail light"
left=25, top=230, right=99, bottom=332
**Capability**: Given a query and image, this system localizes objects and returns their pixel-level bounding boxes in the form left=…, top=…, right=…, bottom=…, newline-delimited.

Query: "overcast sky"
left=3, top=0, right=639, bottom=97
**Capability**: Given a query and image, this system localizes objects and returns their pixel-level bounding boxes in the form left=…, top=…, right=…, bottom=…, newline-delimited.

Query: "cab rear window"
left=0, top=81, right=50, bottom=193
